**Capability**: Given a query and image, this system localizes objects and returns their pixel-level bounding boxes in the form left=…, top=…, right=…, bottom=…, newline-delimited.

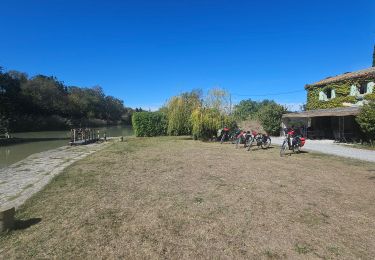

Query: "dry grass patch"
left=0, top=136, right=374, bottom=259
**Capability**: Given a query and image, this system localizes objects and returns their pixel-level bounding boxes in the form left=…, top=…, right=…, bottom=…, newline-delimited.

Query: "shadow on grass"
left=14, top=218, right=42, bottom=230
left=281, top=150, right=310, bottom=157
left=248, top=146, right=275, bottom=150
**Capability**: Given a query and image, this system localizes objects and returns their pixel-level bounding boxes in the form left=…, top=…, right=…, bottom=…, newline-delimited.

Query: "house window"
left=359, top=83, right=367, bottom=94
left=324, top=88, right=334, bottom=99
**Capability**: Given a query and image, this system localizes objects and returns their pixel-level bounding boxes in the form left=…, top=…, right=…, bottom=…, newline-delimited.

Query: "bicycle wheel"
left=220, top=134, right=225, bottom=144
left=261, top=137, right=271, bottom=149
left=235, top=137, right=240, bottom=148
left=280, top=140, right=288, bottom=157
left=292, top=144, right=301, bottom=154
left=247, top=136, right=254, bottom=151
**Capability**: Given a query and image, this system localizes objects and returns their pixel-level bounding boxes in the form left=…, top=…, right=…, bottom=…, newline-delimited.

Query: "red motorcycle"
left=280, top=128, right=306, bottom=156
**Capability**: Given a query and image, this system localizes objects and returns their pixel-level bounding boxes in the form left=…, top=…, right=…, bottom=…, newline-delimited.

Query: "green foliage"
left=233, top=99, right=277, bottom=120
left=167, top=90, right=201, bottom=136
left=191, top=107, right=235, bottom=140
left=306, top=81, right=357, bottom=110
left=0, top=67, right=129, bottom=131
left=204, top=88, right=230, bottom=114
left=132, top=112, right=167, bottom=137
left=356, top=103, right=375, bottom=145
left=364, top=93, right=375, bottom=101
left=373, top=44, right=375, bottom=67
left=256, top=103, right=286, bottom=136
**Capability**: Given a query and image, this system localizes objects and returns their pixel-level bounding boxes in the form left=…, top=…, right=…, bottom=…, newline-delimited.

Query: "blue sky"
left=1, top=0, right=374, bottom=111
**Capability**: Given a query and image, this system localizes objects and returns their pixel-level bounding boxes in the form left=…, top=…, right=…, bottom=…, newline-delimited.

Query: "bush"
left=132, top=112, right=167, bottom=137
left=191, top=107, right=235, bottom=140
left=257, top=103, right=286, bottom=136
left=356, top=102, right=375, bottom=145
left=166, top=91, right=201, bottom=136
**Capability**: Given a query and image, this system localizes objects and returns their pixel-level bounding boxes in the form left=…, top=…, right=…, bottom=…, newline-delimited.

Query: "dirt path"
left=0, top=141, right=112, bottom=209
left=272, top=137, right=375, bottom=162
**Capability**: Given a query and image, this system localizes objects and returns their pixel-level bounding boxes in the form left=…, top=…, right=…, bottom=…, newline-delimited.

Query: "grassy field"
left=1, top=136, right=375, bottom=259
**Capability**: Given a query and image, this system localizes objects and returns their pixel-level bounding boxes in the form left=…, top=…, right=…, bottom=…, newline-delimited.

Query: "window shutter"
left=331, top=89, right=336, bottom=99
left=319, top=91, right=327, bottom=101
left=367, top=82, right=374, bottom=94
left=350, top=85, right=358, bottom=96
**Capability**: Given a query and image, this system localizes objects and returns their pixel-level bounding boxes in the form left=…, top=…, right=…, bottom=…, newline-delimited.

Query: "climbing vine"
left=364, top=93, right=375, bottom=101
left=306, top=79, right=373, bottom=110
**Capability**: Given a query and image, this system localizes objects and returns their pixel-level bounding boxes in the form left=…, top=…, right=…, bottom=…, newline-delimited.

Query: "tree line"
left=133, top=88, right=287, bottom=139
left=0, top=66, right=135, bottom=132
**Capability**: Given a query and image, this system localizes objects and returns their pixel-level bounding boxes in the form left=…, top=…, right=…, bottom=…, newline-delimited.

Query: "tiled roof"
left=306, top=67, right=375, bottom=88
left=282, top=106, right=361, bottom=118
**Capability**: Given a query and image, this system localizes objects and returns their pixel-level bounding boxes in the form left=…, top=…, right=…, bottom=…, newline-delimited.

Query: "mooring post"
left=0, top=207, right=15, bottom=233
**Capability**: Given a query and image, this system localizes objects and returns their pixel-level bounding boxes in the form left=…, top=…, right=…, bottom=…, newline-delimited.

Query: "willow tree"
left=167, top=90, right=201, bottom=135
left=204, top=88, right=230, bottom=114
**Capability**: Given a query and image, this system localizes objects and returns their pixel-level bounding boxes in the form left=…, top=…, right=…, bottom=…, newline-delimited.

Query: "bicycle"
left=247, top=131, right=271, bottom=151
left=280, top=128, right=306, bottom=157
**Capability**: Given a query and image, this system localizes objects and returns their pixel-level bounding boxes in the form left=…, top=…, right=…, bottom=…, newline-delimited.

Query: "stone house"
left=282, top=67, right=375, bottom=141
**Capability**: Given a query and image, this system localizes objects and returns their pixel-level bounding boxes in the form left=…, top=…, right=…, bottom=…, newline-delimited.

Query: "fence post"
left=0, top=207, right=15, bottom=233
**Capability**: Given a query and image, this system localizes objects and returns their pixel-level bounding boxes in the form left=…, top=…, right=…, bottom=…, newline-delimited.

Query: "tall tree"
left=373, top=44, right=375, bottom=67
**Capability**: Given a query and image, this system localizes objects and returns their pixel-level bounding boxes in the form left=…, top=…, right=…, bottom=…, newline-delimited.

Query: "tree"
left=373, top=44, right=375, bottom=67
left=257, top=103, right=286, bottom=136
left=233, top=99, right=278, bottom=121
left=205, top=88, right=230, bottom=114
left=20, top=75, right=68, bottom=115
left=166, top=90, right=201, bottom=135
left=356, top=102, right=375, bottom=145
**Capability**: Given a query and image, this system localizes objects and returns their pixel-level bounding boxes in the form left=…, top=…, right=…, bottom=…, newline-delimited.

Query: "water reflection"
left=0, top=125, right=132, bottom=169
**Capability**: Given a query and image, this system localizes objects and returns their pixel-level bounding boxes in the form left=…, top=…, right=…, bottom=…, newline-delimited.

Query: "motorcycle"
left=280, top=128, right=306, bottom=156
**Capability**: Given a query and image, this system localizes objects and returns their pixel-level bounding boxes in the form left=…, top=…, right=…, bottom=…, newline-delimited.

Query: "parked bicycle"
left=218, top=127, right=239, bottom=143
left=235, top=130, right=252, bottom=148
left=246, top=131, right=271, bottom=151
left=280, top=128, right=306, bottom=156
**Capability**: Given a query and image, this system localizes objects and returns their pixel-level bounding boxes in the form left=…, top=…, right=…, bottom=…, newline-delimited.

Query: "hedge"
left=132, top=112, right=167, bottom=137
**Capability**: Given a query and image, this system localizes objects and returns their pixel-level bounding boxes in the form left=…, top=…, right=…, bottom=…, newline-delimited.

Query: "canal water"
left=0, top=125, right=133, bottom=169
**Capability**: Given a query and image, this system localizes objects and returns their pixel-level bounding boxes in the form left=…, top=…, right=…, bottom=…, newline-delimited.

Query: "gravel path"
left=272, top=136, right=375, bottom=162
left=0, top=141, right=112, bottom=210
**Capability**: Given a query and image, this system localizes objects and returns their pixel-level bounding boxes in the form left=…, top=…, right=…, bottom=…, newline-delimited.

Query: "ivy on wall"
left=364, top=93, right=375, bottom=101
left=306, top=79, right=374, bottom=110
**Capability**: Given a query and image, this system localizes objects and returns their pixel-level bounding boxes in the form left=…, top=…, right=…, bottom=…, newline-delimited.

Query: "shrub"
left=257, top=103, right=286, bottom=136
left=356, top=103, right=375, bottom=145
left=132, top=112, right=167, bottom=137
left=191, top=107, right=235, bottom=140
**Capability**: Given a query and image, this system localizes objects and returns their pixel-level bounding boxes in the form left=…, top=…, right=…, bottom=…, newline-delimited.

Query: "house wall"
left=306, top=79, right=375, bottom=110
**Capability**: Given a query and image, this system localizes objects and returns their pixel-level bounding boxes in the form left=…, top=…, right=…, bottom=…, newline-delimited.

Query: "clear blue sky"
left=1, top=0, right=374, bottom=111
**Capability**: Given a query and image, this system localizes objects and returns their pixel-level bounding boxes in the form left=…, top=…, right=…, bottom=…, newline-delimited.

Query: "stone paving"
left=0, top=141, right=112, bottom=210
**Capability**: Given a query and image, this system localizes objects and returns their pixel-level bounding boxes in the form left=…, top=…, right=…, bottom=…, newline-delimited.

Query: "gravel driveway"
left=272, top=136, right=375, bottom=162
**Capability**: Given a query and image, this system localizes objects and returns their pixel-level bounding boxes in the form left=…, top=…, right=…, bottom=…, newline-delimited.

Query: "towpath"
left=0, top=141, right=112, bottom=209
left=272, top=137, right=375, bottom=162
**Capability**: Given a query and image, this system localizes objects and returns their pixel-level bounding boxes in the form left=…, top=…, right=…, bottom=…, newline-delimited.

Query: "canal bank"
left=0, top=126, right=132, bottom=168
left=0, top=139, right=116, bottom=209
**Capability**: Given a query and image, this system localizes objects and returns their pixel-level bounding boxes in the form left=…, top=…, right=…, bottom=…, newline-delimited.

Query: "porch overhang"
left=282, top=107, right=361, bottom=118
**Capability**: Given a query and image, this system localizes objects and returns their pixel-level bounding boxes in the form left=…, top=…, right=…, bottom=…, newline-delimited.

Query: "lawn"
left=1, top=136, right=374, bottom=259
